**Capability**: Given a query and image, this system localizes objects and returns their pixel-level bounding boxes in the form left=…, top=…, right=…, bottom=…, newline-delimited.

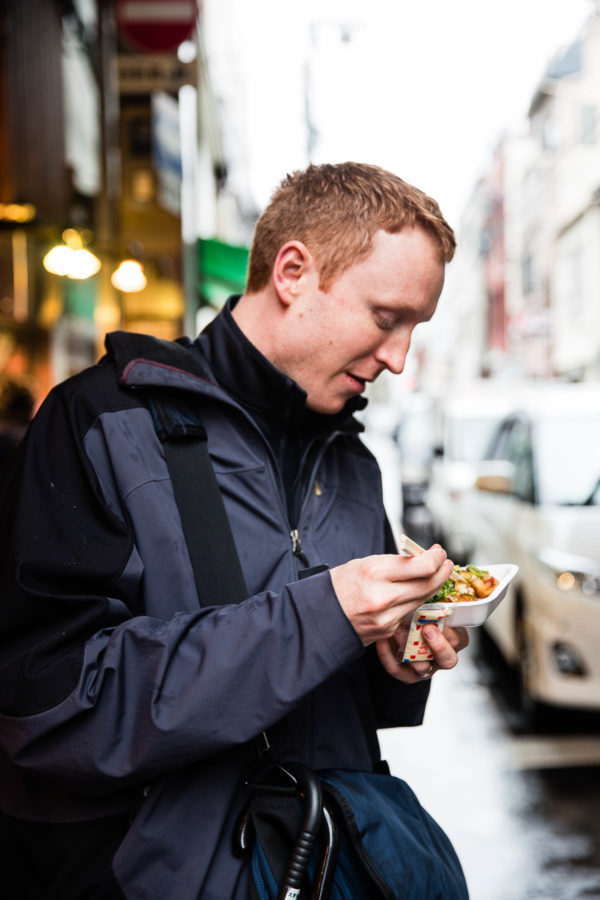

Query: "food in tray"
left=397, top=533, right=499, bottom=604
left=398, top=536, right=518, bottom=630
left=426, top=565, right=499, bottom=604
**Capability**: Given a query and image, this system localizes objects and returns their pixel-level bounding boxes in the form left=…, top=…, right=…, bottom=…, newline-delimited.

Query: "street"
left=379, top=635, right=600, bottom=900
left=366, top=425, right=600, bottom=900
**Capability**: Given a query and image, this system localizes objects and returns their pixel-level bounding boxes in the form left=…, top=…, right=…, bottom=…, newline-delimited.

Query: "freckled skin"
left=270, top=228, right=445, bottom=414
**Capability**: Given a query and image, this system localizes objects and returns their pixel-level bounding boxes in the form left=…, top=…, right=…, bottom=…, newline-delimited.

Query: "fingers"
left=443, top=625, right=470, bottom=654
left=365, top=546, right=456, bottom=613
left=407, top=626, right=470, bottom=679
left=393, top=547, right=456, bottom=598
left=410, top=659, right=436, bottom=679
left=376, top=636, right=401, bottom=678
left=377, top=544, right=451, bottom=582
left=375, top=637, right=437, bottom=683
left=372, top=555, right=455, bottom=639
left=420, top=623, right=466, bottom=670
left=375, top=620, right=471, bottom=682
left=375, top=624, right=471, bottom=683
left=330, top=546, right=456, bottom=647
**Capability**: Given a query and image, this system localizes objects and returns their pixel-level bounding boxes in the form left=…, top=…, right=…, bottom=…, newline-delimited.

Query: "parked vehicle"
left=452, top=383, right=600, bottom=722
left=390, top=393, right=440, bottom=547
left=362, top=390, right=442, bottom=548
left=425, top=383, right=525, bottom=562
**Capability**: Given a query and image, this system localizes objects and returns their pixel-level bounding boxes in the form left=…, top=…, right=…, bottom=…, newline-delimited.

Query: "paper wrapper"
left=402, top=605, right=453, bottom=662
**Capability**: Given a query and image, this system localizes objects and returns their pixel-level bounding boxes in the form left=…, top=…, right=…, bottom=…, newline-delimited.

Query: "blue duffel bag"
left=239, top=762, right=469, bottom=900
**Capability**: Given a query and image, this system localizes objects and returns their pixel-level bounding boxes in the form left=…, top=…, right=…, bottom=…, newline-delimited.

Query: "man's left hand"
left=375, top=622, right=470, bottom=683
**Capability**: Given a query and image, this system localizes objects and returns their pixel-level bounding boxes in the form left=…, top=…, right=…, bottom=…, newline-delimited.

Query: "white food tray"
left=419, top=563, right=519, bottom=627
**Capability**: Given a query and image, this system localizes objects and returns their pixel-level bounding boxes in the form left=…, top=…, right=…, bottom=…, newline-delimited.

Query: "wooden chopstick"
left=398, top=534, right=462, bottom=583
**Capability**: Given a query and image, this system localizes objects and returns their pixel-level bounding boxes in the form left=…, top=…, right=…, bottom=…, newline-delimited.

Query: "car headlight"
left=537, top=547, right=600, bottom=597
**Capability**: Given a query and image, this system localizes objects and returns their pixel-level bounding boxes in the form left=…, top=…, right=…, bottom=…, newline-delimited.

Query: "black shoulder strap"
left=148, top=392, right=247, bottom=608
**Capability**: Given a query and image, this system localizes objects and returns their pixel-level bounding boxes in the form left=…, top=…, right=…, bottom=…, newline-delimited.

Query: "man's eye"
left=375, top=313, right=394, bottom=331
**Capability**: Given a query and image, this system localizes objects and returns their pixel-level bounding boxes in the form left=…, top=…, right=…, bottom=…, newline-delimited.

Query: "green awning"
left=197, top=238, right=249, bottom=308
left=63, top=275, right=97, bottom=320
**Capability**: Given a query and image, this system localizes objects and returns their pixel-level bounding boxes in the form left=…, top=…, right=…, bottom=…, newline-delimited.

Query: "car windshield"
left=445, top=416, right=502, bottom=463
left=535, top=417, right=600, bottom=505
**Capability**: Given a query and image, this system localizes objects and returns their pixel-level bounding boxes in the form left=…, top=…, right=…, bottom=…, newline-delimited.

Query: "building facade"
left=446, top=9, right=600, bottom=383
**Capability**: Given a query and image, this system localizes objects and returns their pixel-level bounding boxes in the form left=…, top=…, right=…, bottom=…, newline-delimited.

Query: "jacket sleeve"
left=366, top=647, right=430, bottom=727
left=0, top=380, right=363, bottom=792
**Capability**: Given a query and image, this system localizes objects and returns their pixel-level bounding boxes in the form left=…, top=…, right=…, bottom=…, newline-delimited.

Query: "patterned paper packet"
left=402, top=605, right=453, bottom=662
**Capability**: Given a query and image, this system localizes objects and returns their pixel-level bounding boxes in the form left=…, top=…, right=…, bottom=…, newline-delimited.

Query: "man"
left=0, top=162, right=466, bottom=898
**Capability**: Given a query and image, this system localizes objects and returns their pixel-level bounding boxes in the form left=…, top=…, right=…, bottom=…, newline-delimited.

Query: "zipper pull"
left=290, top=528, right=302, bottom=554
left=290, top=528, right=310, bottom=567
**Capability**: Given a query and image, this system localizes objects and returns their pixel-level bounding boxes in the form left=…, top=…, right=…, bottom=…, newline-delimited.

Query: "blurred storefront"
left=0, top=0, right=70, bottom=399
left=198, top=238, right=248, bottom=309
left=0, top=0, right=251, bottom=406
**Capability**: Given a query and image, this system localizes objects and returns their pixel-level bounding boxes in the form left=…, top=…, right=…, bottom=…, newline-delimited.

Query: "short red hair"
left=246, top=162, right=455, bottom=292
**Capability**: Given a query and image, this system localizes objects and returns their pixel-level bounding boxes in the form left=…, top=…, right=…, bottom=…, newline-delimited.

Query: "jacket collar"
left=106, top=330, right=214, bottom=387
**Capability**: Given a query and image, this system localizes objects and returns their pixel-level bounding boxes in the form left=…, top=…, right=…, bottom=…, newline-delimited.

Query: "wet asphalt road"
left=365, top=425, right=600, bottom=900
left=379, top=633, right=600, bottom=900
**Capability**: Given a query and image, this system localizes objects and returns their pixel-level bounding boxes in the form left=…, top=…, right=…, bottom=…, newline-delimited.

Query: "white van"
left=455, top=382, right=600, bottom=722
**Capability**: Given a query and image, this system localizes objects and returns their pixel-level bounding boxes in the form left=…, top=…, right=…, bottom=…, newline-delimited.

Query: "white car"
left=456, top=383, right=600, bottom=722
left=425, top=384, right=527, bottom=562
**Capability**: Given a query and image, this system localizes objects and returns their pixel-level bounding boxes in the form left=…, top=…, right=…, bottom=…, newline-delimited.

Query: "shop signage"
left=116, top=1, right=198, bottom=54
left=117, top=54, right=196, bottom=93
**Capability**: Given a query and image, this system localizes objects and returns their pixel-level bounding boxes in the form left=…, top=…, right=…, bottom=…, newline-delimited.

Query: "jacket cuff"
left=288, top=569, right=364, bottom=670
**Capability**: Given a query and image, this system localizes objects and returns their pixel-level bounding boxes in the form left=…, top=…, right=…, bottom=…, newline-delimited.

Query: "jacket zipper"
left=290, top=528, right=310, bottom=568
left=288, top=429, right=340, bottom=573
left=287, top=431, right=340, bottom=767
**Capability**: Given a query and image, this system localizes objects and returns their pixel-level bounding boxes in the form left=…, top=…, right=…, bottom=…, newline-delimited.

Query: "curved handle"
left=276, top=762, right=323, bottom=900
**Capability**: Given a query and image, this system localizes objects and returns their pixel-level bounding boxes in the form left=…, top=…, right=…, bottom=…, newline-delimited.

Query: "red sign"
left=116, top=1, right=198, bottom=54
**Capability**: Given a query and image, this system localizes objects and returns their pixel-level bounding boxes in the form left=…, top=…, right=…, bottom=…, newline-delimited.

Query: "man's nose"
left=374, top=331, right=411, bottom=375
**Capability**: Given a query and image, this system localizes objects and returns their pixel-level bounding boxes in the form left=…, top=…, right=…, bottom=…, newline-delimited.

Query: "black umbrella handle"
left=276, top=762, right=323, bottom=900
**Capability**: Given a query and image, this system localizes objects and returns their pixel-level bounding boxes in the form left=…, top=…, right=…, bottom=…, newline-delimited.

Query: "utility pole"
left=95, top=0, right=121, bottom=354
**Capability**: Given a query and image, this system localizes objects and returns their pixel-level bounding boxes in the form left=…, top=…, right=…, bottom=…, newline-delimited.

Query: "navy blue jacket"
left=0, top=308, right=429, bottom=898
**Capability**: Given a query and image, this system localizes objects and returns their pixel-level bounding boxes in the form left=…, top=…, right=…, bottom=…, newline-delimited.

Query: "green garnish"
left=426, top=565, right=490, bottom=603
left=466, top=565, right=488, bottom=577
left=426, top=579, right=455, bottom=603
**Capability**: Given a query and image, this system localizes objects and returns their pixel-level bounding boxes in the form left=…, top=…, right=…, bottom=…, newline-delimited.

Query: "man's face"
left=273, top=227, right=446, bottom=414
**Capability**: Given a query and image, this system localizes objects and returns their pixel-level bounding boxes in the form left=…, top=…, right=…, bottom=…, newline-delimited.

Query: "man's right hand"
left=330, top=546, right=454, bottom=647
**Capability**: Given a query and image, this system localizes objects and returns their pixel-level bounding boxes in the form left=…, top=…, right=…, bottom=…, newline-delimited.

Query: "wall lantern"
left=110, top=259, right=147, bottom=293
left=43, top=229, right=101, bottom=280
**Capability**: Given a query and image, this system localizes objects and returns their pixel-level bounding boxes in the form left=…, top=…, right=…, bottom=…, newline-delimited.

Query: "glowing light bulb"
left=43, top=245, right=75, bottom=276
left=43, top=243, right=101, bottom=279
left=68, top=248, right=102, bottom=279
left=110, top=260, right=147, bottom=293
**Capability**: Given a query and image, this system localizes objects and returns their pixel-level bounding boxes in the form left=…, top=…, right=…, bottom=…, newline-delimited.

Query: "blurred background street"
left=367, top=428, right=600, bottom=900
left=381, top=634, right=600, bottom=900
left=2, top=1, right=600, bottom=897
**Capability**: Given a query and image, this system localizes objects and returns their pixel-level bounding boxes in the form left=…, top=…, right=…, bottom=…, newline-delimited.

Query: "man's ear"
left=272, top=241, right=315, bottom=306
